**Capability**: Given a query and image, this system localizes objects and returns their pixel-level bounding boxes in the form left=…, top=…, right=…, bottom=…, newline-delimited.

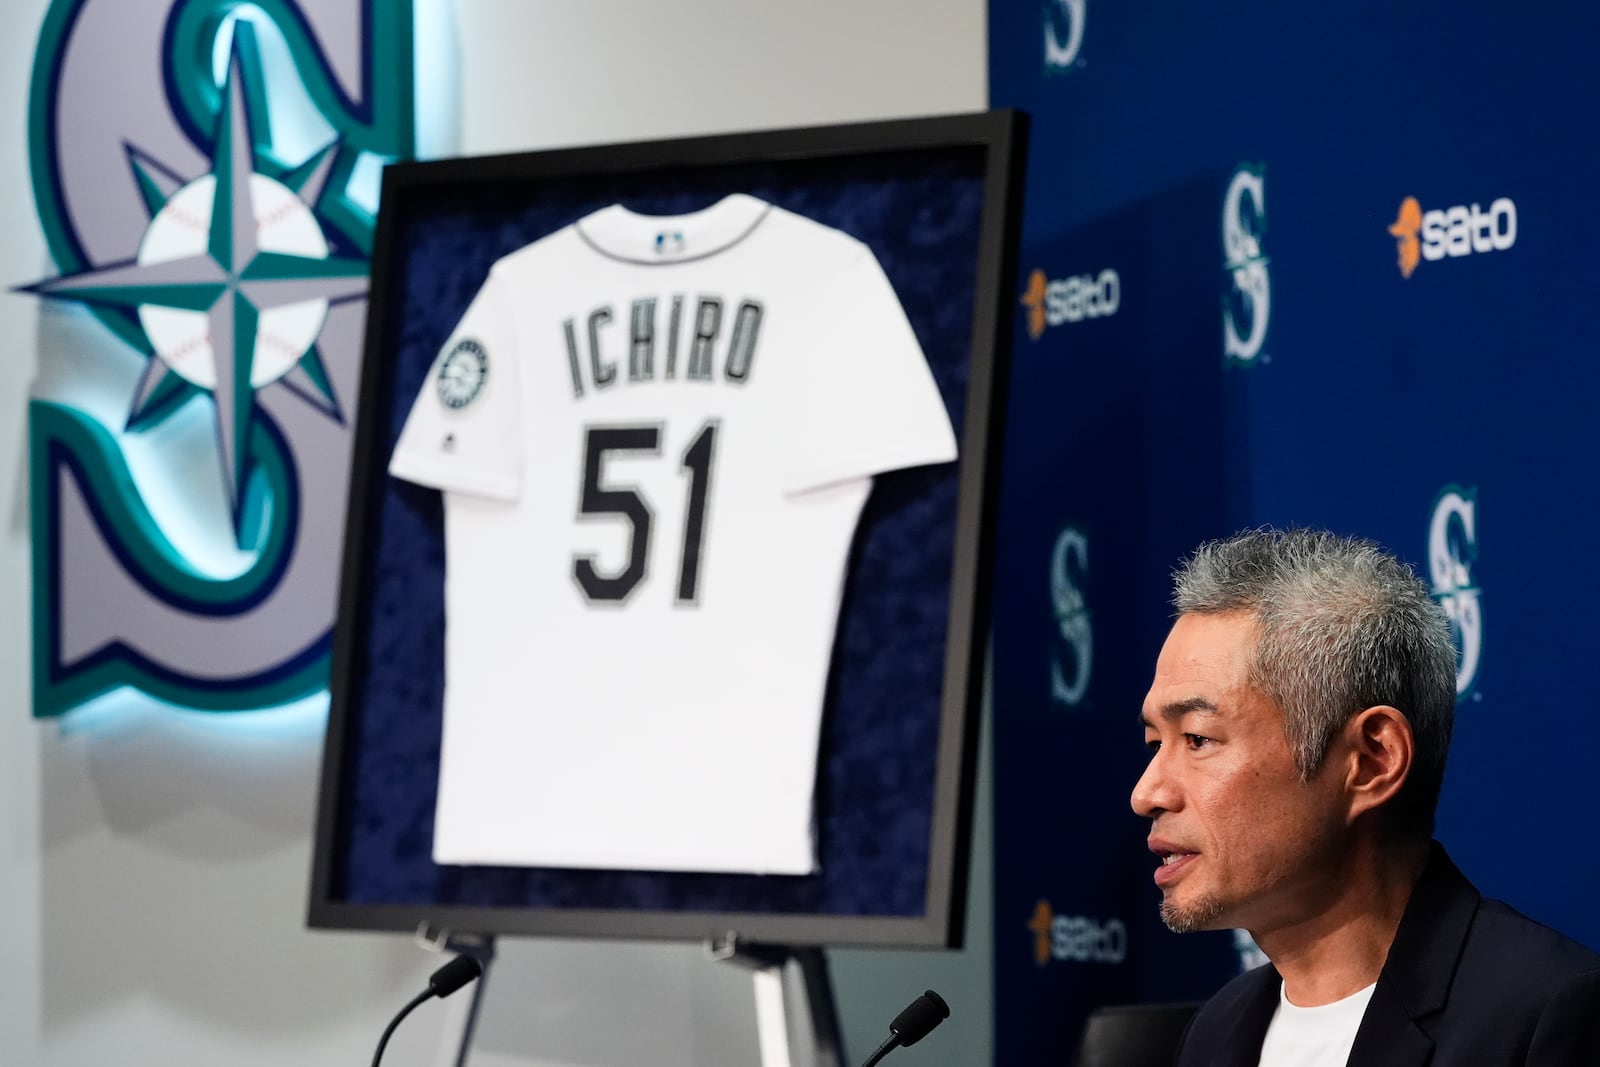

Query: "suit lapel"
left=1345, top=843, right=1481, bottom=1066
left=1210, top=966, right=1281, bottom=1067
left=1346, top=976, right=1434, bottom=1066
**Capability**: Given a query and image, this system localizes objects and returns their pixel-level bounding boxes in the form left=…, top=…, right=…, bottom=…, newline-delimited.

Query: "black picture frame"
left=307, top=109, right=1027, bottom=947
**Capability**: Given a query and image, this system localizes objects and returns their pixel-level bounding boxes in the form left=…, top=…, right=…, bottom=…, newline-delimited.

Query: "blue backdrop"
left=988, top=2, right=1600, bottom=1061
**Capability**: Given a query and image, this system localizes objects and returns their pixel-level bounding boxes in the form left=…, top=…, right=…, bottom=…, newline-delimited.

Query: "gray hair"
left=1173, top=528, right=1457, bottom=837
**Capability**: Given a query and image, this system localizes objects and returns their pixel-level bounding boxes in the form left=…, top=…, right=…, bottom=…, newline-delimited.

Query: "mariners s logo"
left=1222, top=165, right=1270, bottom=365
left=1234, top=930, right=1269, bottom=972
left=1044, top=0, right=1086, bottom=73
left=23, top=1, right=428, bottom=716
left=1428, top=486, right=1482, bottom=697
left=1049, top=526, right=1091, bottom=707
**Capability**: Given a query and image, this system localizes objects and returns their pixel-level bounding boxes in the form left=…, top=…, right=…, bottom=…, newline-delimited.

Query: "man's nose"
left=1131, top=749, right=1178, bottom=818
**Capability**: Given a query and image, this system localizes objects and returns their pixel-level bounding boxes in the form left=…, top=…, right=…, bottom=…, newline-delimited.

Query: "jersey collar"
left=575, top=193, right=771, bottom=265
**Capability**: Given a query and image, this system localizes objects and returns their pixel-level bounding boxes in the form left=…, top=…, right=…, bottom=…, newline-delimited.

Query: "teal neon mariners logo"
left=24, top=1, right=419, bottom=716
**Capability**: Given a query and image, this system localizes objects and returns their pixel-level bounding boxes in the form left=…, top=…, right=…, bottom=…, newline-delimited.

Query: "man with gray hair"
left=1133, top=528, right=1600, bottom=1065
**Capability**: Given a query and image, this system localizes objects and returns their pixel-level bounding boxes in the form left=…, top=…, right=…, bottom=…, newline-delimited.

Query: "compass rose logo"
left=27, top=32, right=366, bottom=528
left=23, top=2, right=426, bottom=717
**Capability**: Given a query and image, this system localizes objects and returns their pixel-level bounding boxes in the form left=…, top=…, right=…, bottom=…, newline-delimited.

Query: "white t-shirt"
left=389, top=193, right=957, bottom=874
left=1257, top=980, right=1376, bottom=1067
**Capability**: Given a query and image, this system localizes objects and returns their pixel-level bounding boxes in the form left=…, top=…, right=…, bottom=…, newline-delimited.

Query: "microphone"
left=371, top=955, right=484, bottom=1067
left=858, top=990, right=950, bottom=1067
left=428, top=954, right=482, bottom=998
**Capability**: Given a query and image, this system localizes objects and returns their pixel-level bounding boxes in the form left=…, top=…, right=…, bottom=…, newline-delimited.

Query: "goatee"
left=1160, top=892, right=1225, bottom=933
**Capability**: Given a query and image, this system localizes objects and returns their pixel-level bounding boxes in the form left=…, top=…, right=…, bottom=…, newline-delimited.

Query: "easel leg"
left=787, top=949, right=842, bottom=1067
left=713, top=939, right=842, bottom=1067
left=754, top=965, right=793, bottom=1067
left=420, top=931, right=496, bottom=1067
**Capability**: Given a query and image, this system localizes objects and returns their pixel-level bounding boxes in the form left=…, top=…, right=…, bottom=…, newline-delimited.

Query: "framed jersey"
left=309, top=110, right=1026, bottom=947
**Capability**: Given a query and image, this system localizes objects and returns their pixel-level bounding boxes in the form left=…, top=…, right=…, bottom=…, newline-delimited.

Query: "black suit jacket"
left=1175, top=845, right=1600, bottom=1066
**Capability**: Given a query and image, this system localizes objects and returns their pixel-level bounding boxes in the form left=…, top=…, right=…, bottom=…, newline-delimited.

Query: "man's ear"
left=1343, top=705, right=1415, bottom=823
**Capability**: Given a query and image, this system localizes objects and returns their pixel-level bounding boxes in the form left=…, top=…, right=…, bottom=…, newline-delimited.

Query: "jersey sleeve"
left=779, top=243, right=958, bottom=494
left=388, top=267, right=523, bottom=501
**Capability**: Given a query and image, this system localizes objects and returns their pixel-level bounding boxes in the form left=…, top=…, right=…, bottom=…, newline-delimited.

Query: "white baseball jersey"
left=389, top=193, right=957, bottom=874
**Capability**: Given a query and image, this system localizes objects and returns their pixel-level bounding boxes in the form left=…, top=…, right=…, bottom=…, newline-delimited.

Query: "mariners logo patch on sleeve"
left=437, top=339, right=489, bottom=409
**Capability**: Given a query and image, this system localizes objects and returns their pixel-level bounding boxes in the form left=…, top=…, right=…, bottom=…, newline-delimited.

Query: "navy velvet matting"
left=333, top=146, right=987, bottom=921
